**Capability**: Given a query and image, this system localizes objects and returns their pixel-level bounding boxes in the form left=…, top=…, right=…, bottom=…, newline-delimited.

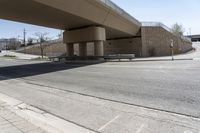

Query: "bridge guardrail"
left=142, top=22, right=191, bottom=42
left=99, top=0, right=141, bottom=26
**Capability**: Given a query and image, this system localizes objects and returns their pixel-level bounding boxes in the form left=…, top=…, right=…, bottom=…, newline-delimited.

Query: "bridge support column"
left=66, top=43, right=74, bottom=56
left=94, top=41, right=104, bottom=56
left=63, top=26, right=106, bottom=57
left=79, top=42, right=87, bottom=56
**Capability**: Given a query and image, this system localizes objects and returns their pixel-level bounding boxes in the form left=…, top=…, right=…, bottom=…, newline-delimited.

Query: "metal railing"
left=181, top=36, right=192, bottom=42
left=142, top=22, right=191, bottom=42
left=142, top=22, right=171, bottom=32
left=98, top=0, right=141, bottom=25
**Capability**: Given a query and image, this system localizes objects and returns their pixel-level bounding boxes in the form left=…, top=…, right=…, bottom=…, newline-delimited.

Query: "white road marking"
left=136, top=123, right=145, bottom=133
left=98, top=115, right=120, bottom=132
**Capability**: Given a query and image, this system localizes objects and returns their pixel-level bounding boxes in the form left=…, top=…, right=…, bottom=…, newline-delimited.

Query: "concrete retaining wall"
left=141, top=27, right=192, bottom=57
left=18, top=40, right=142, bottom=57
left=17, top=27, right=192, bottom=58
left=18, top=42, right=66, bottom=57
left=104, top=38, right=142, bottom=57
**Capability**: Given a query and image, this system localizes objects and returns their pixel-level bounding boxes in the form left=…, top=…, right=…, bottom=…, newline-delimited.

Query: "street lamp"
left=170, top=39, right=174, bottom=61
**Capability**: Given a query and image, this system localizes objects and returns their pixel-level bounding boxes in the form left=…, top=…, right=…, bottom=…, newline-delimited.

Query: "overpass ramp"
left=0, top=0, right=141, bottom=39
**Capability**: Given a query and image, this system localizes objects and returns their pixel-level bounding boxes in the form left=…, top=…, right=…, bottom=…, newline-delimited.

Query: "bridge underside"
left=0, top=0, right=141, bottom=39
left=1, top=0, right=190, bottom=58
left=0, top=0, right=143, bottom=57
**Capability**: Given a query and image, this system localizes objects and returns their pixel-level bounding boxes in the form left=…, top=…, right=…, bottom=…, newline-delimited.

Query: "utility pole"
left=5, top=39, right=8, bottom=51
left=23, top=28, right=26, bottom=54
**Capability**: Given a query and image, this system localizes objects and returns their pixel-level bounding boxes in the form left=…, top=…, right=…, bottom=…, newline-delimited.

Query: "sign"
left=170, top=39, right=174, bottom=49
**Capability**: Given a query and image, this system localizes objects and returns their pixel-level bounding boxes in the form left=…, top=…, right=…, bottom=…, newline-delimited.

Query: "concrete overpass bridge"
left=0, top=0, right=141, bottom=56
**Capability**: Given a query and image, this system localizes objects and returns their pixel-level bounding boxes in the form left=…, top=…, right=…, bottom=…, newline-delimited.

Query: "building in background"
left=0, top=38, right=21, bottom=50
left=188, top=35, right=200, bottom=42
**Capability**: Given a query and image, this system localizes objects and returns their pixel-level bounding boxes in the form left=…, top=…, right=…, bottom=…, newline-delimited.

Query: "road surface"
left=0, top=44, right=200, bottom=132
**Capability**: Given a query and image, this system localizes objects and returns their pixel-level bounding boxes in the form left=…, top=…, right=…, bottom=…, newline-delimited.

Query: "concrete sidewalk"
left=0, top=100, right=47, bottom=133
left=0, top=50, right=42, bottom=60
left=0, top=91, right=95, bottom=133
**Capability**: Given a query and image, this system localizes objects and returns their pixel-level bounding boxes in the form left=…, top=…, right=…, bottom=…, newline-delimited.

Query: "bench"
left=49, top=54, right=135, bottom=62
left=49, top=56, right=104, bottom=62
left=104, top=54, right=135, bottom=61
left=49, top=56, right=61, bottom=62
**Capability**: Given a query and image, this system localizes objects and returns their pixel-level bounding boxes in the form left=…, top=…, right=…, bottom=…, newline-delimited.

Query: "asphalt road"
left=1, top=44, right=200, bottom=132
left=0, top=58, right=200, bottom=119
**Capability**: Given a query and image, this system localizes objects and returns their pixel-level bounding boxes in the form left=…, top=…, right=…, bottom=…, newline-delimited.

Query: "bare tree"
left=34, top=32, right=49, bottom=58
left=27, top=37, right=34, bottom=46
left=57, top=31, right=63, bottom=39
left=171, top=23, right=185, bottom=36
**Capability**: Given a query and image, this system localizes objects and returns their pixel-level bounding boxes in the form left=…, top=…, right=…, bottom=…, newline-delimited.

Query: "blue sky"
left=0, top=0, right=199, bottom=39
left=0, top=20, right=61, bottom=40
left=112, top=0, right=200, bottom=35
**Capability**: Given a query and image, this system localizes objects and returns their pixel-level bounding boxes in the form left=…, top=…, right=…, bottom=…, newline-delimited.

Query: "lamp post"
left=170, top=39, right=174, bottom=61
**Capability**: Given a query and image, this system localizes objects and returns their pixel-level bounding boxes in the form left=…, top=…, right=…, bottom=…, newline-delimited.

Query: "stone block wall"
left=141, top=26, right=192, bottom=57
left=104, top=37, right=142, bottom=57
left=17, top=27, right=192, bottom=58
left=18, top=39, right=142, bottom=57
left=18, top=42, right=67, bottom=57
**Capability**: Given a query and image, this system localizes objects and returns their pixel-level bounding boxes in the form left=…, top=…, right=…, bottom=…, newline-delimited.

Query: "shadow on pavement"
left=0, top=61, right=103, bottom=81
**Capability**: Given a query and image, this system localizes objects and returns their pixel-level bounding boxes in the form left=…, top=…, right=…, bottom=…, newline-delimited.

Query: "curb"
left=0, top=93, right=95, bottom=133
left=105, top=58, right=194, bottom=62
left=193, top=58, right=200, bottom=61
